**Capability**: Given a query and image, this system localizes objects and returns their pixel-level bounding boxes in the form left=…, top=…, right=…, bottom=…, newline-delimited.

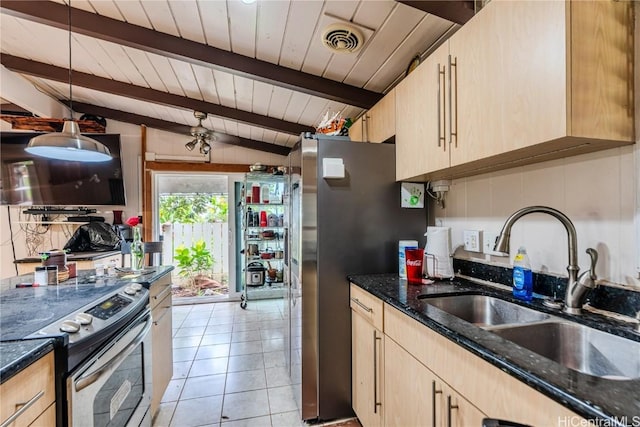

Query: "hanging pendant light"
left=25, top=0, right=111, bottom=163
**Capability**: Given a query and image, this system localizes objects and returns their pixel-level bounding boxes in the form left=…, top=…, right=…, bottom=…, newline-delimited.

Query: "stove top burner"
left=29, top=311, right=56, bottom=324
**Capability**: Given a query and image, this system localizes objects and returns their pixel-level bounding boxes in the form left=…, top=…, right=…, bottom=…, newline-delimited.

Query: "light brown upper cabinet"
left=349, top=116, right=365, bottom=143
left=396, top=43, right=450, bottom=181
left=351, top=89, right=396, bottom=144
left=396, top=0, right=634, bottom=182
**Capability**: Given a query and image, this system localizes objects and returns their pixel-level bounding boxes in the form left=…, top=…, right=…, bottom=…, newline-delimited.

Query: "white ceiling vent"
left=321, top=23, right=365, bottom=54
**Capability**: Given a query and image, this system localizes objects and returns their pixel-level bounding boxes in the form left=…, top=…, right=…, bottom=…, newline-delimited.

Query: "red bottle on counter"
left=260, top=211, right=267, bottom=227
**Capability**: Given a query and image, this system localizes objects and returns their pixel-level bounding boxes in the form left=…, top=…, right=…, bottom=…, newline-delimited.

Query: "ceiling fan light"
left=185, top=139, right=198, bottom=151
left=199, top=140, right=211, bottom=154
left=25, top=120, right=112, bottom=162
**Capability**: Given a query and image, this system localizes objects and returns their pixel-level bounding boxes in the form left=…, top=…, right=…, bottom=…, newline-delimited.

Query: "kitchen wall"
left=442, top=145, right=639, bottom=289
left=0, top=120, right=142, bottom=278
left=441, top=5, right=640, bottom=291
left=1, top=119, right=285, bottom=279
left=145, top=127, right=288, bottom=167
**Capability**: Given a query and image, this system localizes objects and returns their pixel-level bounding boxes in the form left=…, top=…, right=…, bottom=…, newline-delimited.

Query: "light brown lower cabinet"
left=0, top=352, right=55, bottom=427
left=384, top=338, right=439, bottom=426
left=351, top=284, right=384, bottom=427
left=384, top=303, right=587, bottom=426
left=350, top=283, right=591, bottom=427
left=29, top=403, right=56, bottom=426
left=384, top=337, right=485, bottom=427
left=150, top=274, right=173, bottom=417
left=352, top=309, right=384, bottom=427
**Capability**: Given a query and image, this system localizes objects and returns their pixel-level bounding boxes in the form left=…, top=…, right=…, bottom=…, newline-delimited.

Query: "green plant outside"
left=174, top=239, right=215, bottom=281
left=159, top=194, right=228, bottom=224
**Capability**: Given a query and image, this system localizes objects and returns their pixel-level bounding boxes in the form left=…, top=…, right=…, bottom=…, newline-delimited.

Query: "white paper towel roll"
left=424, top=226, right=454, bottom=279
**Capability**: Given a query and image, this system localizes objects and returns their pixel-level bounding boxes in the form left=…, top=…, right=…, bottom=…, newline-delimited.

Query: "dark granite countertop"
left=0, top=339, right=56, bottom=384
left=0, top=266, right=173, bottom=342
left=0, top=266, right=173, bottom=380
left=13, top=250, right=121, bottom=264
left=348, top=273, right=640, bottom=424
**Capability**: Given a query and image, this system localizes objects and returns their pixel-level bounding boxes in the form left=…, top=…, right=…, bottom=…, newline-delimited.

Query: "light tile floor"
left=152, top=299, right=304, bottom=427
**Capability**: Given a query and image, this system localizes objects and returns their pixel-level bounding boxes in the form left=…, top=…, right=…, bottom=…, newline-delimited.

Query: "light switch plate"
left=322, top=158, right=345, bottom=179
left=401, top=183, right=424, bottom=208
left=483, top=231, right=503, bottom=256
left=463, top=230, right=482, bottom=252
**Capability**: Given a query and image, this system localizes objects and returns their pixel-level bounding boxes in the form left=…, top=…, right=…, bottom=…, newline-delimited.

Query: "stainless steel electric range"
left=0, top=278, right=152, bottom=427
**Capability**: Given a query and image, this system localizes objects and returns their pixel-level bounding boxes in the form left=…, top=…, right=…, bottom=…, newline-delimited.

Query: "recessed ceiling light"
left=241, top=0, right=256, bottom=4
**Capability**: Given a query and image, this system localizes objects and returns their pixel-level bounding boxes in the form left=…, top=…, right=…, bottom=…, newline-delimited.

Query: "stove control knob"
left=75, top=313, right=93, bottom=325
left=60, top=320, right=81, bottom=333
left=130, top=283, right=143, bottom=292
left=124, top=286, right=136, bottom=296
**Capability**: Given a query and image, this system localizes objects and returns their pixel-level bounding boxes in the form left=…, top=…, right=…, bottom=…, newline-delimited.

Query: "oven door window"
left=71, top=310, right=151, bottom=427
left=93, top=343, right=146, bottom=427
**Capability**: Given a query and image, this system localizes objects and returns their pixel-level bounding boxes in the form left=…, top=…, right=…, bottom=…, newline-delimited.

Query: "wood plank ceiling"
left=0, top=0, right=468, bottom=154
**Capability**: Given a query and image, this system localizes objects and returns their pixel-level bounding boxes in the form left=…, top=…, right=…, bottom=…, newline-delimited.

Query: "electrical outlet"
left=483, top=231, right=502, bottom=255
left=463, top=230, right=482, bottom=252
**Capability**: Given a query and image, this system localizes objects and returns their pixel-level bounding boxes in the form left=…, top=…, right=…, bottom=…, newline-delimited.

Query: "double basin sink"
left=419, top=294, right=640, bottom=381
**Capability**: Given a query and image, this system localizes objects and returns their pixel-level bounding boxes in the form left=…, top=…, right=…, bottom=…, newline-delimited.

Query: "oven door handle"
left=75, top=313, right=152, bottom=392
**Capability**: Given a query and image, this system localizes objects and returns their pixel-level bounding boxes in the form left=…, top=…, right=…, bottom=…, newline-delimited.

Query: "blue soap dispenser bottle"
left=512, top=246, right=533, bottom=301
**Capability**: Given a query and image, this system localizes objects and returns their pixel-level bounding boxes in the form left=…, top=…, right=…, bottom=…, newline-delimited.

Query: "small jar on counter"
left=34, top=266, right=47, bottom=286
left=45, top=266, right=58, bottom=286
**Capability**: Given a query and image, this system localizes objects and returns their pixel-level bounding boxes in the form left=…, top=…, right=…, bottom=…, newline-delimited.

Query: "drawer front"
left=151, top=294, right=173, bottom=415
left=384, top=302, right=431, bottom=366
left=350, top=284, right=383, bottom=331
left=149, top=274, right=172, bottom=310
left=28, top=403, right=55, bottom=427
left=0, top=352, right=55, bottom=427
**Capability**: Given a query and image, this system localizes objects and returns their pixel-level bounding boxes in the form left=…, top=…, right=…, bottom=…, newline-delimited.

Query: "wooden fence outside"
left=161, top=222, right=229, bottom=278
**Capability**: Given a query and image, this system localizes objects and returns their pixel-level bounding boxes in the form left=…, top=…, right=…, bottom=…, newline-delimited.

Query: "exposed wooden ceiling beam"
left=1, top=103, right=32, bottom=115
left=71, top=103, right=191, bottom=135
left=396, top=1, right=475, bottom=25
left=71, top=102, right=291, bottom=156
left=1, top=54, right=312, bottom=136
left=1, top=0, right=382, bottom=109
left=0, top=115, right=104, bottom=132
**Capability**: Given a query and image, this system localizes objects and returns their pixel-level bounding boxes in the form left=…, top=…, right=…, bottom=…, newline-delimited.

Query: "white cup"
left=95, top=264, right=105, bottom=277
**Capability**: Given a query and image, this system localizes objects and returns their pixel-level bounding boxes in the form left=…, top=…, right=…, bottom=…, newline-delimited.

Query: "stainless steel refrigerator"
left=283, top=133, right=427, bottom=422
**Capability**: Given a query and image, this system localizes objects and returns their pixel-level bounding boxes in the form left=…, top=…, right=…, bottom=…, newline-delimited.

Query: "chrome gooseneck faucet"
left=493, top=206, right=598, bottom=314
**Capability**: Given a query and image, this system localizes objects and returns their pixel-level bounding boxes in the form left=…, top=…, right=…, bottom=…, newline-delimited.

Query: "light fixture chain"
left=68, top=0, right=73, bottom=120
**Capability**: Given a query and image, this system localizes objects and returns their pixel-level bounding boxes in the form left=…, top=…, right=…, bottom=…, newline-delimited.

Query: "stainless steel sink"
left=420, top=294, right=552, bottom=327
left=491, top=322, right=640, bottom=380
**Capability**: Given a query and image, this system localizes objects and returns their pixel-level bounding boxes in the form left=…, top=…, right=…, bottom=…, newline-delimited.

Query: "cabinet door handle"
left=373, top=330, right=382, bottom=414
left=1, top=390, right=45, bottom=427
left=350, top=297, right=372, bottom=313
left=432, top=380, right=442, bottom=426
left=364, top=114, right=370, bottom=143
left=437, top=64, right=446, bottom=148
left=448, top=55, right=458, bottom=148
left=447, top=395, right=459, bottom=427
